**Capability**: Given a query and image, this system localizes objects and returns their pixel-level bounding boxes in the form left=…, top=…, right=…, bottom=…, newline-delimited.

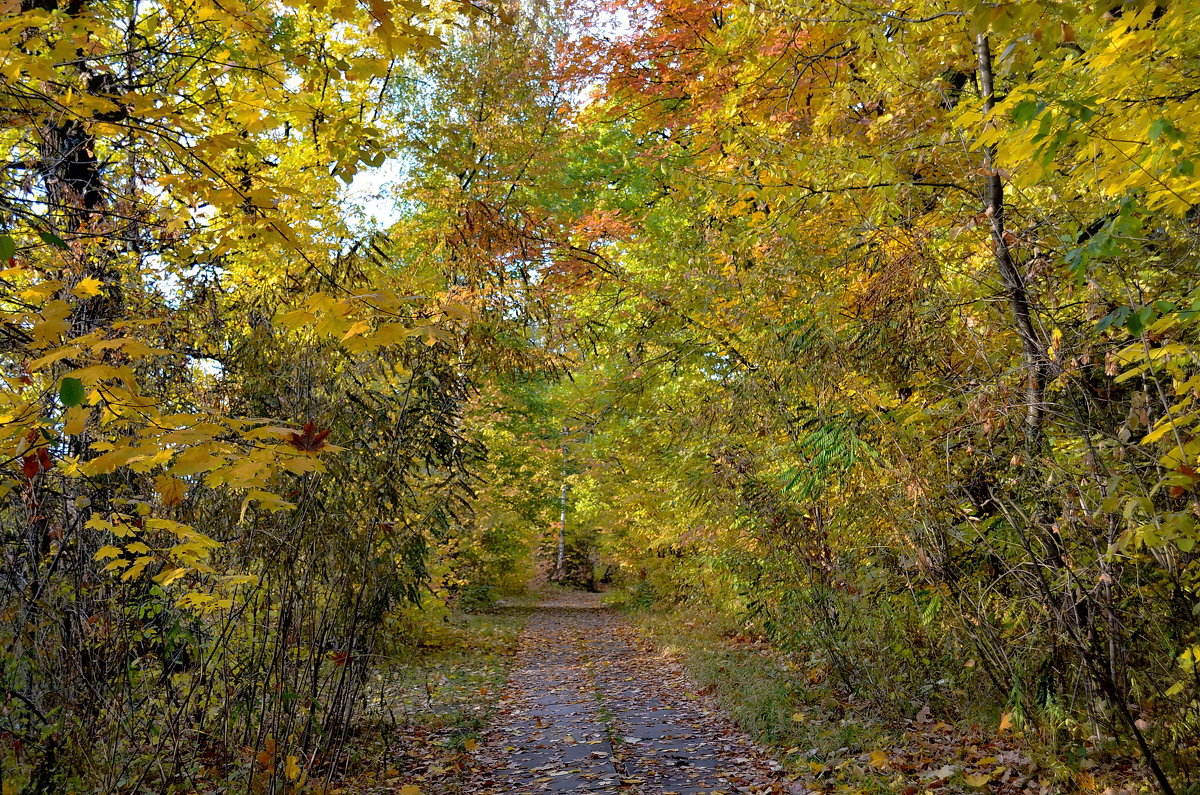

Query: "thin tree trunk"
left=975, top=34, right=1047, bottom=455
left=975, top=41, right=1178, bottom=794
left=555, top=433, right=567, bottom=579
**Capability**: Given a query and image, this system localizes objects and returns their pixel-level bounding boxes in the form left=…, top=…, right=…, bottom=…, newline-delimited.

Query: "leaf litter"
left=469, top=592, right=784, bottom=794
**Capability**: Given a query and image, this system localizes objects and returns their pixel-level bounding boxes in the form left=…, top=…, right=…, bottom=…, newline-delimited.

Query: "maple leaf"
left=22, top=454, right=41, bottom=479
left=155, top=475, right=188, bottom=507
left=288, top=421, right=331, bottom=452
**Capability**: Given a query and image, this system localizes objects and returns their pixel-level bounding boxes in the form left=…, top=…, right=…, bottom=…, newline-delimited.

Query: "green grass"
left=632, top=604, right=1158, bottom=794
left=374, top=608, right=526, bottom=732
left=638, top=609, right=889, bottom=766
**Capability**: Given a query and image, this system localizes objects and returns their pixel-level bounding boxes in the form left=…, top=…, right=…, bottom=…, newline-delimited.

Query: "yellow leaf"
left=27, top=345, right=81, bottom=371
left=71, top=276, right=104, bottom=298
left=120, top=555, right=154, bottom=580
left=155, top=475, right=188, bottom=506
left=129, top=448, right=173, bottom=474
left=67, top=363, right=125, bottom=385
left=246, top=489, right=295, bottom=513
left=64, top=406, right=89, bottom=436
left=211, top=458, right=269, bottom=489
left=463, top=738, right=479, bottom=751
left=441, top=301, right=471, bottom=320
left=154, top=567, right=189, bottom=586
left=243, top=426, right=300, bottom=441
left=31, top=300, right=72, bottom=346
left=158, top=422, right=226, bottom=445
left=82, top=444, right=142, bottom=475
left=1142, top=418, right=1181, bottom=444
left=285, top=755, right=301, bottom=781
left=170, top=445, right=224, bottom=476
left=999, top=711, right=1014, bottom=732
left=866, top=750, right=890, bottom=768
left=365, top=323, right=413, bottom=348
left=20, top=280, right=63, bottom=303
left=964, top=772, right=991, bottom=787
left=94, top=545, right=122, bottom=561
left=282, top=455, right=325, bottom=475
left=341, top=319, right=371, bottom=341
left=93, top=338, right=169, bottom=357
left=277, top=309, right=316, bottom=329
left=398, top=786, right=422, bottom=795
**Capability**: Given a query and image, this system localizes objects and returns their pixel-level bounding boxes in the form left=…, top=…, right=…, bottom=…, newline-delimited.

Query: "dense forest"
left=3, top=0, right=1200, bottom=792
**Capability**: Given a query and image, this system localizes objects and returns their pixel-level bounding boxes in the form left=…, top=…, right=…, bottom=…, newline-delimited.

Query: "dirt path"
left=470, top=596, right=784, bottom=794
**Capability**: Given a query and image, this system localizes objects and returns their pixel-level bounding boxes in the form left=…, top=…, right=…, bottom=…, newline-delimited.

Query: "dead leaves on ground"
left=652, top=620, right=1154, bottom=795
left=785, top=706, right=1154, bottom=794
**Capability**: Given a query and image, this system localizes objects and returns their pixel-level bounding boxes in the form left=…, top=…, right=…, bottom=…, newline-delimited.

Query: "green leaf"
left=1096, top=306, right=1129, bottom=332
left=1064, top=246, right=1086, bottom=279
left=1010, top=99, right=1043, bottom=126
left=59, top=377, right=86, bottom=407
left=38, top=230, right=69, bottom=250
left=1126, top=306, right=1155, bottom=336
left=1149, top=118, right=1184, bottom=143
left=0, top=234, right=14, bottom=261
left=1126, top=310, right=1143, bottom=336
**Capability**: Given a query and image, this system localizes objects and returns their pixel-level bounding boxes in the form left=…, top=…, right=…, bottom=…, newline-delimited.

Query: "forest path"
left=469, top=594, right=784, bottom=794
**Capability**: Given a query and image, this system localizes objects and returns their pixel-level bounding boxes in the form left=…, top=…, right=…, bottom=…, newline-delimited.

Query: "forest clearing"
left=3, top=0, right=1200, bottom=792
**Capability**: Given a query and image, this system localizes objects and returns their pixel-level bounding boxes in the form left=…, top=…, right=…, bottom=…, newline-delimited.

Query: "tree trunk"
left=975, top=33, right=1047, bottom=456
left=555, top=433, right=567, bottom=579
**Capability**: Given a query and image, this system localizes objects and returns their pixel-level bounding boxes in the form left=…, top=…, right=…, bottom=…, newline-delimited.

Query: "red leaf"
left=22, top=454, right=40, bottom=479
left=288, top=421, right=331, bottom=452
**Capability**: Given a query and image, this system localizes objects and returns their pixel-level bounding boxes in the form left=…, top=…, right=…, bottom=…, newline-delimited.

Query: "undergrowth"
left=630, top=598, right=1158, bottom=795
left=331, top=607, right=527, bottom=794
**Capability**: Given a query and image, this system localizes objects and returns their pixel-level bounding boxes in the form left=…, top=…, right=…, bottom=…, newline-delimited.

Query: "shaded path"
left=471, top=596, right=783, bottom=794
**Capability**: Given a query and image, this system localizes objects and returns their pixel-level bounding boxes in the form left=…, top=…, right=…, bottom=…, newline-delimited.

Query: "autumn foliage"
left=4, top=0, right=1200, bottom=791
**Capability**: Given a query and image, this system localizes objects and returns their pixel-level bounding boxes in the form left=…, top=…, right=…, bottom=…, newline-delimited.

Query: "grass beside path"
left=630, top=605, right=1155, bottom=795
left=333, top=606, right=528, bottom=794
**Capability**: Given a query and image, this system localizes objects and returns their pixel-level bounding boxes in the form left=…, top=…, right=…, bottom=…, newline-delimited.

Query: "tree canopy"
left=4, top=0, right=1200, bottom=791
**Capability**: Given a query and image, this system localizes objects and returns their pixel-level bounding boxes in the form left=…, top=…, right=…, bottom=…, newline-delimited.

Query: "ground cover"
left=333, top=608, right=527, bottom=794
left=634, top=606, right=1157, bottom=795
